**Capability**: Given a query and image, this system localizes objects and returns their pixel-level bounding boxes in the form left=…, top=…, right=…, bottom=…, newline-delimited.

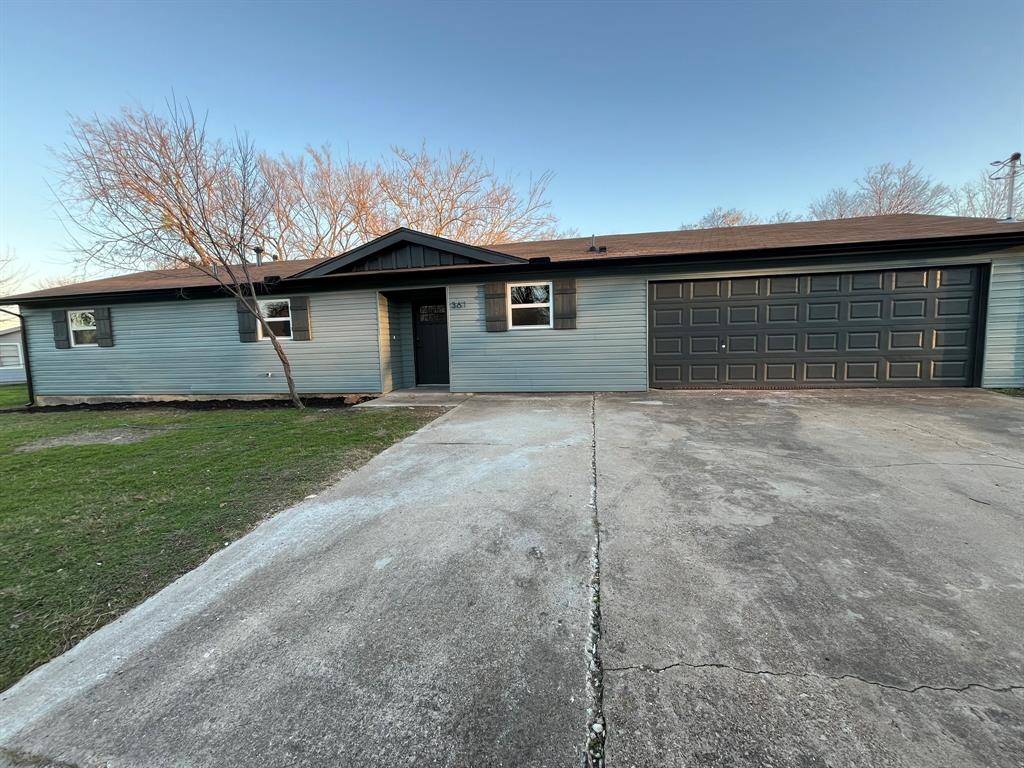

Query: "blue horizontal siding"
left=448, top=275, right=648, bottom=392
left=20, top=247, right=1024, bottom=398
left=982, top=255, right=1024, bottom=388
left=25, top=292, right=382, bottom=396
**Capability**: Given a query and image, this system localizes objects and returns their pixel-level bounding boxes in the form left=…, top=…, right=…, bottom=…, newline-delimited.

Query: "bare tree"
left=373, top=143, right=563, bottom=244
left=688, top=207, right=761, bottom=228
left=55, top=101, right=305, bottom=408
left=855, top=161, right=952, bottom=215
left=258, top=143, right=567, bottom=252
left=0, top=247, right=26, bottom=296
left=32, top=274, right=84, bottom=290
left=0, top=247, right=27, bottom=327
left=952, top=171, right=1016, bottom=218
left=259, top=146, right=363, bottom=259
left=681, top=207, right=801, bottom=229
left=808, top=187, right=864, bottom=220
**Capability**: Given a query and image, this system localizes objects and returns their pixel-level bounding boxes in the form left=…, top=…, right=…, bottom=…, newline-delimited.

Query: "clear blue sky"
left=1, top=0, right=1021, bottom=281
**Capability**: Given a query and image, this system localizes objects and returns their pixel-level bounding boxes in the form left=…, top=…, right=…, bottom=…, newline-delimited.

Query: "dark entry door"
left=413, top=298, right=450, bottom=385
left=649, top=266, right=983, bottom=388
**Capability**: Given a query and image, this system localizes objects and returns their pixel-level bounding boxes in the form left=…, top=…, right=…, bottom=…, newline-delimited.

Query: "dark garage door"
left=649, top=266, right=983, bottom=388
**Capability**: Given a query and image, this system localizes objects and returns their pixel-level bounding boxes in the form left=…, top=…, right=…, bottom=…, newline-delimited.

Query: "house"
left=0, top=326, right=27, bottom=385
left=2, top=214, right=1022, bottom=405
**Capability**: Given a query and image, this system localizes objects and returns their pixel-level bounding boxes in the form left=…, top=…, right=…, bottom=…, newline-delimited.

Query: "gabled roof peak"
left=290, top=228, right=527, bottom=279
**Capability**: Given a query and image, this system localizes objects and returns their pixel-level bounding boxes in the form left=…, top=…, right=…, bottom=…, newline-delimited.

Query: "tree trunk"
left=259, top=317, right=304, bottom=409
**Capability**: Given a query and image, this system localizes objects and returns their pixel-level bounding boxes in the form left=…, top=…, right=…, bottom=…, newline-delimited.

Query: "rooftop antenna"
left=989, top=151, right=1021, bottom=221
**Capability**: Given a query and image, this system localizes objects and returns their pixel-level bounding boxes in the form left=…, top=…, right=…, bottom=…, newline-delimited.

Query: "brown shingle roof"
left=2, top=258, right=323, bottom=303
left=498, top=214, right=1024, bottom=262
left=4, top=214, right=1022, bottom=303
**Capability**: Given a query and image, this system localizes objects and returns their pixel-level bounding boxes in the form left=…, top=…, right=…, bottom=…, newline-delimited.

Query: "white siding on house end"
left=0, top=328, right=26, bottom=384
left=982, top=255, right=1024, bottom=388
left=24, top=291, right=382, bottom=397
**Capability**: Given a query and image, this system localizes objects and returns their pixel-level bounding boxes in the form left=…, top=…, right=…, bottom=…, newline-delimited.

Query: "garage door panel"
left=690, top=281, right=721, bottom=299
left=847, top=331, right=881, bottom=351
left=649, top=266, right=980, bottom=389
left=894, top=270, right=929, bottom=289
left=728, top=278, right=761, bottom=297
left=767, top=276, right=801, bottom=295
left=938, top=267, right=976, bottom=287
left=851, top=271, right=885, bottom=291
left=767, top=303, right=799, bottom=322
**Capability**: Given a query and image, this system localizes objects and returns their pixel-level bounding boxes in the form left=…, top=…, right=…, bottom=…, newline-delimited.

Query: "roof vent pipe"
left=253, top=246, right=265, bottom=266
left=587, top=234, right=598, bottom=253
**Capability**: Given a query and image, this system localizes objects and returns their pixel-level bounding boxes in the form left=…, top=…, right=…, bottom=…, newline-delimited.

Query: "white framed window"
left=507, top=282, right=553, bottom=329
left=0, top=342, right=22, bottom=368
left=257, top=298, right=292, bottom=340
left=68, top=310, right=99, bottom=347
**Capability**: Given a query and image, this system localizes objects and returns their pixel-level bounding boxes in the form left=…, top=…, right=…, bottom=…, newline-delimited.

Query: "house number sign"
left=449, top=300, right=466, bottom=310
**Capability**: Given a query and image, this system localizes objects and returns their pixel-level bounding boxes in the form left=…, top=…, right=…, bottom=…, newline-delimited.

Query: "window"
left=68, top=310, right=98, bottom=347
left=507, top=282, right=553, bottom=329
left=0, top=342, right=22, bottom=368
left=257, top=298, right=292, bottom=340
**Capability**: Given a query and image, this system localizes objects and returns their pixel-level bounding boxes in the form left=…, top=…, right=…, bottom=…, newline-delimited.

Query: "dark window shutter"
left=52, top=310, right=70, bottom=349
left=237, top=299, right=258, bottom=342
left=290, top=297, right=311, bottom=341
left=484, top=282, right=508, bottom=332
left=95, top=307, right=114, bottom=347
left=553, top=278, right=577, bottom=330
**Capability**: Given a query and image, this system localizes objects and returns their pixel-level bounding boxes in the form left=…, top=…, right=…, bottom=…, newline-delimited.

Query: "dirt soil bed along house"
left=0, top=404, right=443, bottom=690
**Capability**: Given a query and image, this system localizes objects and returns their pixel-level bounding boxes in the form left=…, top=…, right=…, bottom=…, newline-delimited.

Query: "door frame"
left=376, top=285, right=453, bottom=391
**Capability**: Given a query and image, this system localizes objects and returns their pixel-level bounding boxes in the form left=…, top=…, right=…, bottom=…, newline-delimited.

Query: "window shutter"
left=52, top=311, right=71, bottom=349
left=290, top=296, right=311, bottom=341
left=95, top=307, right=114, bottom=347
left=484, top=282, right=507, bottom=332
left=237, top=300, right=258, bottom=342
left=553, top=278, right=577, bottom=330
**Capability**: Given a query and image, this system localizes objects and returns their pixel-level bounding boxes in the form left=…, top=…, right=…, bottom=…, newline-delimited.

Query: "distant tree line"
left=682, top=160, right=1018, bottom=229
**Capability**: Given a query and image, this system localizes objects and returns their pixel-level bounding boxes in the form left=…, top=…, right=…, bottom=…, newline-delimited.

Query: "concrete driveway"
left=599, top=389, right=1024, bottom=767
left=1, top=390, right=1022, bottom=767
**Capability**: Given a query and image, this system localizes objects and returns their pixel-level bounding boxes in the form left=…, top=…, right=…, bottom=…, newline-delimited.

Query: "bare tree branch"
left=55, top=100, right=303, bottom=407
left=952, top=171, right=1017, bottom=218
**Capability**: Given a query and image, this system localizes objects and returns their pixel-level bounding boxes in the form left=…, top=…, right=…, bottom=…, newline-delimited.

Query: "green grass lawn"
left=0, top=404, right=443, bottom=690
left=0, top=383, right=29, bottom=408
left=992, top=388, right=1023, bottom=398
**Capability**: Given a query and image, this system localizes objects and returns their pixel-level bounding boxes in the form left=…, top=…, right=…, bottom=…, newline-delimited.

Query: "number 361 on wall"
left=449, top=300, right=466, bottom=310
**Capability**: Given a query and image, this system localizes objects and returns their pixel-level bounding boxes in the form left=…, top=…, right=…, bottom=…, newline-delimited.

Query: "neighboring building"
left=0, top=326, right=26, bottom=385
left=1, top=214, right=1022, bottom=405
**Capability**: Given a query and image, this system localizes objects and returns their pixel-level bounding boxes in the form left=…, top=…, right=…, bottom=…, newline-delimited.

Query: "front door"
left=412, top=297, right=450, bottom=385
